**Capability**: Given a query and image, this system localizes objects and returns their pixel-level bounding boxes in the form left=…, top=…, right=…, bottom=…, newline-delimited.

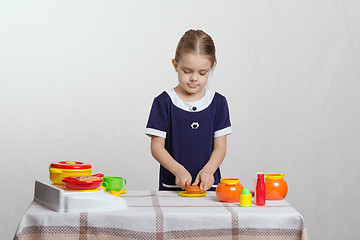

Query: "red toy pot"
left=62, top=173, right=104, bottom=190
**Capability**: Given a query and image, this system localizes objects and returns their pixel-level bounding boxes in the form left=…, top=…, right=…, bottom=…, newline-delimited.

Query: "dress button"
left=192, top=106, right=197, bottom=111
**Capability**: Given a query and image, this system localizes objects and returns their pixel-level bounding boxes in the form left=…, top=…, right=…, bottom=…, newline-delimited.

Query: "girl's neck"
left=174, top=85, right=206, bottom=102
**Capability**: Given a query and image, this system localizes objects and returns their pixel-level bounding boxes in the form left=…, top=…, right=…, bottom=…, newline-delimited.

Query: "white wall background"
left=1, top=0, right=359, bottom=239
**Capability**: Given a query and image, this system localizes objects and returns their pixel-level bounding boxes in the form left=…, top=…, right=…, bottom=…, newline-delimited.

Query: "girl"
left=145, top=29, right=232, bottom=191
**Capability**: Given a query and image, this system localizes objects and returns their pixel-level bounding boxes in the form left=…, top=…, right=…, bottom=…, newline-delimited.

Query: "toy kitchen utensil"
left=62, top=173, right=104, bottom=190
left=240, top=188, right=252, bottom=207
left=265, top=173, right=288, bottom=200
left=49, top=161, right=92, bottom=185
left=256, top=173, right=266, bottom=206
left=102, top=176, right=127, bottom=191
left=216, top=178, right=244, bottom=203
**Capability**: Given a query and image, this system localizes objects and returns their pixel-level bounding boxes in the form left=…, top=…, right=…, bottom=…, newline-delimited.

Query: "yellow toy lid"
left=220, top=178, right=240, bottom=185
left=265, top=174, right=285, bottom=180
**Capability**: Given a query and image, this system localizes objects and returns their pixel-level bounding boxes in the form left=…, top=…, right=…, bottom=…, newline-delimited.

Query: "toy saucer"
left=109, top=188, right=128, bottom=197
left=99, top=187, right=128, bottom=194
left=179, top=191, right=207, bottom=197
left=119, top=188, right=128, bottom=194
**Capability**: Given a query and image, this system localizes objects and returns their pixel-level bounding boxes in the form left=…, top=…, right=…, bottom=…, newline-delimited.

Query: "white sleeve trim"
left=162, top=183, right=181, bottom=188
left=214, top=126, right=232, bottom=138
left=145, top=128, right=167, bottom=138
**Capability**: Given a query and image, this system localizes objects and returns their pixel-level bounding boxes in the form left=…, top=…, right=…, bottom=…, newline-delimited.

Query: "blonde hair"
left=175, top=29, right=217, bottom=68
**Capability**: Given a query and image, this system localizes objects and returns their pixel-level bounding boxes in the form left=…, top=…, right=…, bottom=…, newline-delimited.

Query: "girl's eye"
left=183, top=70, right=191, bottom=74
left=200, top=72, right=207, bottom=76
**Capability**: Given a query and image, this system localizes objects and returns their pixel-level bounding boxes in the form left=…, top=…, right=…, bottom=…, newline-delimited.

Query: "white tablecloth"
left=14, top=191, right=308, bottom=240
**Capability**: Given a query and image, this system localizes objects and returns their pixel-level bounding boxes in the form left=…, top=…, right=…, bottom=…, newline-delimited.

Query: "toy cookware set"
left=49, top=161, right=92, bottom=185
left=50, top=161, right=288, bottom=205
left=33, top=161, right=128, bottom=213
left=49, top=161, right=127, bottom=193
left=213, top=174, right=288, bottom=205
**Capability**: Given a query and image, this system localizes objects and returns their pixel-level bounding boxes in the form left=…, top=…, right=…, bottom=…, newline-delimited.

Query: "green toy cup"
left=101, top=176, right=127, bottom=191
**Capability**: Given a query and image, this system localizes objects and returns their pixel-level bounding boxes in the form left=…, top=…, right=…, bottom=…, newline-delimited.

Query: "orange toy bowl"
left=265, top=174, right=288, bottom=200
left=216, top=178, right=243, bottom=203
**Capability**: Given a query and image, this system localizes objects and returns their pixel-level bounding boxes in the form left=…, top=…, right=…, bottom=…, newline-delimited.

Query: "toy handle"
left=92, top=173, right=104, bottom=177
left=49, top=168, right=63, bottom=173
left=123, top=178, right=127, bottom=186
left=101, top=181, right=108, bottom=189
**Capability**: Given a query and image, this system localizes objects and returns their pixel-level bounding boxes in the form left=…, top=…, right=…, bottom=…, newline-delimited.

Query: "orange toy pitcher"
left=265, top=174, right=288, bottom=200
left=216, top=178, right=244, bottom=203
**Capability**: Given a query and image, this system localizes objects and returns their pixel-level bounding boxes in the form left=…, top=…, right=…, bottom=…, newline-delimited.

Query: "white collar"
left=165, top=88, right=215, bottom=112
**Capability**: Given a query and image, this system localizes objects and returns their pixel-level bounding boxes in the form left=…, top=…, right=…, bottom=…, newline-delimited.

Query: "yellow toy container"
left=239, top=188, right=252, bottom=207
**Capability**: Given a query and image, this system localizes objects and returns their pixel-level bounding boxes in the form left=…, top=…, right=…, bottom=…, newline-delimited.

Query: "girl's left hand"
left=193, top=170, right=214, bottom=191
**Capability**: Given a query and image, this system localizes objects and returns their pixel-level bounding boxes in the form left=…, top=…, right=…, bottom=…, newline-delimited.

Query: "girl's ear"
left=172, top=58, right=178, bottom=72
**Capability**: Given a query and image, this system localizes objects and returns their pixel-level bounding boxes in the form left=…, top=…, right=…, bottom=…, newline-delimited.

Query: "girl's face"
left=172, top=53, right=213, bottom=100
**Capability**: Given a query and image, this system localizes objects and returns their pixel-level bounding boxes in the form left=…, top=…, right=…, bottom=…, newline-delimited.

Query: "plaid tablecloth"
left=14, top=191, right=308, bottom=240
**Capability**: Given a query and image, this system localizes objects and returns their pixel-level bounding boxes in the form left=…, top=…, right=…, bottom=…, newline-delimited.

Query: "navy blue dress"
left=145, top=89, right=232, bottom=191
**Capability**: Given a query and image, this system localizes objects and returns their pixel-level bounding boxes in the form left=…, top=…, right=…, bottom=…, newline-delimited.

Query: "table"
left=14, top=191, right=308, bottom=240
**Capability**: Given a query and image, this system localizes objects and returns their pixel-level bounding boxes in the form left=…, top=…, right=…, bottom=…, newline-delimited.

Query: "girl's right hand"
left=175, top=168, right=192, bottom=190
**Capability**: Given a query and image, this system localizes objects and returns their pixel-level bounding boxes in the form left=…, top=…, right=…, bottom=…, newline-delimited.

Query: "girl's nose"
left=190, top=73, right=198, bottom=82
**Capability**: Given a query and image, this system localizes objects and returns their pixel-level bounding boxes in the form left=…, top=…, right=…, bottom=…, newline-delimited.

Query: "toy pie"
left=186, top=185, right=202, bottom=194
left=69, top=176, right=102, bottom=182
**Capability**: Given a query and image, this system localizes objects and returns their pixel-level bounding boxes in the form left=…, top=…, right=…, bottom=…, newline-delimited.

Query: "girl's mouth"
left=188, top=84, right=198, bottom=89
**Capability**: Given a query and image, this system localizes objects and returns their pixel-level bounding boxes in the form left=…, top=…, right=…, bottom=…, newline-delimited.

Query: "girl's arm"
left=193, top=135, right=227, bottom=191
left=150, top=136, right=192, bottom=190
